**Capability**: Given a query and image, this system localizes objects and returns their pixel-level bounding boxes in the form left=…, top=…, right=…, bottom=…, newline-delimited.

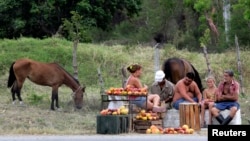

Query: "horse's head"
left=72, top=86, right=85, bottom=109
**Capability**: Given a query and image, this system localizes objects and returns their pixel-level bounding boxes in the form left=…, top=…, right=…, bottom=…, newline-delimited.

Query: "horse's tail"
left=162, top=58, right=173, bottom=82
left=7, top=62, right=16, bottom=88
left=191, top=64, right=204, bottom=92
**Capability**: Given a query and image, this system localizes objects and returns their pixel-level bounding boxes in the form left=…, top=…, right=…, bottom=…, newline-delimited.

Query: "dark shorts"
left=131, top=97, right=147, bottom=108
left=214, top=101, right=240, bottom=110
left=172, top=97, right=198, bottom=110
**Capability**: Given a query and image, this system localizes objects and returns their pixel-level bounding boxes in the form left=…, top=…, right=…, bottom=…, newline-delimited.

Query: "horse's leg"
left=51, top=87, right=59, bottom=110
left=11, top=85, right=16, bottom=104
left=16, top=89, right=23, bottom=105
left=15, top=79, right=25, bottom=105
left=11, top=81, right=22, bottom=104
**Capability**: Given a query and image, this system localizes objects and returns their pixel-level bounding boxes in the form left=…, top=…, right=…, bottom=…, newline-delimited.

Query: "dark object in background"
left=154, top=33, right=164, bottom=43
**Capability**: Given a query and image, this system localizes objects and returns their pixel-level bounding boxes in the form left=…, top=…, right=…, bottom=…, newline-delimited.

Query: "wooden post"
left=97, top=67, right=105, bottom=95
left=235, top=35, right=245, bottom=96
left=98, top=67, right=105, bottom=109
left=154, top=43, right=160, bottom=72
left=121, top=67, right=127, bottom=88
left=202, top=45, right=212, bottom=76
left=72, top=39, right=79, bottom=80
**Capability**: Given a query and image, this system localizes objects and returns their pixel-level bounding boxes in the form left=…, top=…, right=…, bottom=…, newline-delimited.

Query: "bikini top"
left=206, top=92, right=216, bottom=101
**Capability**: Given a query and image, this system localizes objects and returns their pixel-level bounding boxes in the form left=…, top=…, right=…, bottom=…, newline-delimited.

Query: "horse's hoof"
left=56, top=108, right=63, bottom=112
left=18, top=102, right=26, bottom=107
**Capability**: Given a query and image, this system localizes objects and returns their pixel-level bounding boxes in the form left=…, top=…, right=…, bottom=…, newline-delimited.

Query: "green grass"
left=0, top=37, right=249, bottom=134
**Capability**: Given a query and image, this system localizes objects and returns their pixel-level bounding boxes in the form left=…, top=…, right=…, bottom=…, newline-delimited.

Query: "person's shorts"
left=214, top=101, right=240, bottom=110
left=172, top=97, right=198, bottom=110
left=131, top=97, right=147, bottom=108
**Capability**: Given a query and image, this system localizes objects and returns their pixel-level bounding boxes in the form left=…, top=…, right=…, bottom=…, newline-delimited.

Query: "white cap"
left=155, top=70, right=165, bottom=82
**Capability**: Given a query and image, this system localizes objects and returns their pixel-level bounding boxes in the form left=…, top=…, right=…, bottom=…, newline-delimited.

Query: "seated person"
left=149, top=70, right=175, bottom=109
left=126, top=64, right=165, bottom=113
left=210, top=70, right=240, bottom=125
left=172, top=72, right=202, bottom=110
left=200, top=75, right=217, bottom=127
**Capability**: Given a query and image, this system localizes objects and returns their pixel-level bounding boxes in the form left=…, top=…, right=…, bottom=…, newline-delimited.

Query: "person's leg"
left=222, top=102, right=240, bottom=125
left=222, top=106, right=237, bottom=125
left=208, top=102, right=214, bottom=124
left=131, top=97, right=146, bottom=110
left=147, top=94, right=165, bottom=112
left=229, top=107, right=238, bottom=118
left=148, top=94, right=161, bottom=107
left=144, top=94, right=159, bottom=110
left=211, top=104, right=224, bottom=124
left=172, top=98, right=186, bottom=110
left=192, top=97, right=198, bottom=102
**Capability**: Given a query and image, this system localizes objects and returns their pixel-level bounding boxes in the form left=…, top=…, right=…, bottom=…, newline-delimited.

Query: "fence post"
left=235, top=35, right=245, bottom=97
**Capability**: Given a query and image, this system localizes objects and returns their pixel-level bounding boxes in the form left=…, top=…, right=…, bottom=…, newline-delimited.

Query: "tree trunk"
left=121, top=67, right=127, bottom=88
left=202, top=45, right=212, bottom=76
left=154, top=43, right=160, bottom=73
left=97, top=67, right=105, bottom=95
left=235, top=35, right=245, bottom=96
left=73, top=39, right=79, bottom=80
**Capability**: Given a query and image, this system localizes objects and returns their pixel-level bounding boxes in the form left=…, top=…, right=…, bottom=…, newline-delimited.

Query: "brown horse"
left=162, top=57, right=203, bottom=92
left=7, top=58, right=85, bottom=110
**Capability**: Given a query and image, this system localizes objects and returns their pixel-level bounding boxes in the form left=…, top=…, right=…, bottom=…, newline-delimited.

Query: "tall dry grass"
left=0, top=38, right=249, bottom=134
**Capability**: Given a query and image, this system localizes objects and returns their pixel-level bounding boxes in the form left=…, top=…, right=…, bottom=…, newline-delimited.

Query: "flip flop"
left=152, top=107, right=166, bottom=113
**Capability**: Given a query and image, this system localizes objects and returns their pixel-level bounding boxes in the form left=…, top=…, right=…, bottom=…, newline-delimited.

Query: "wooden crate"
left=179, top=103, right=200, bottom=131
left=96, top=115, right=129, bottom=134
left=133, top=119, right=162, bottom=133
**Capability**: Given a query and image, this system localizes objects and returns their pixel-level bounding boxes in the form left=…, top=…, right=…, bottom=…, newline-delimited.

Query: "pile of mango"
left=100, top=106, right=129, bottom=115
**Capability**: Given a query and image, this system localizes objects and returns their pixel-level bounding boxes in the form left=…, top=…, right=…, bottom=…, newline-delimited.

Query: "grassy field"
left=0, top=38, right=249, bottom=135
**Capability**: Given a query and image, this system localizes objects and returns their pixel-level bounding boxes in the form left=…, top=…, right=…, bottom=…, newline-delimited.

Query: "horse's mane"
left=53, top=63, right=80, bottom=85
left=190, top=64, right=204, bottom=92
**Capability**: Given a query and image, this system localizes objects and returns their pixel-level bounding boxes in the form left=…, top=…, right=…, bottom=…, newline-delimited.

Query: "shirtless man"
left=172, top=72, right=202, bottom=110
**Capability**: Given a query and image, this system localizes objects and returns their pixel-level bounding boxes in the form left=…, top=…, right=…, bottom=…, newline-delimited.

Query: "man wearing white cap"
left=149, top=70, right=175, bottom=109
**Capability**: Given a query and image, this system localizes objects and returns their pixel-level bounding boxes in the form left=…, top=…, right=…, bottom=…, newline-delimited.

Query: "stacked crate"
left=133, top=119, right=162, bottom=133
left=96, top=115, right=129, bottom=134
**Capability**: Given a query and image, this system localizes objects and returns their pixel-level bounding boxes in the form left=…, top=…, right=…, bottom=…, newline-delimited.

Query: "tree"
left=63, top=11, right=87, bottom=79
left=0, top=0, right=142, bottom=40
left=230, top=0, right=250, bottom=46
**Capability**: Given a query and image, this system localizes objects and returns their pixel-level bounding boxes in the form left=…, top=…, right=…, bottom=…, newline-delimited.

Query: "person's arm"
left=133, top=77, right=148, bottom=90
left=165, top=83, right=174, bottom=102
left=193, top=83, right=202, bottom=103
left=202, top=89, right=209, bottom=103
left=216, top=83, right=224, bottom=101
left=221, top=94, right=238, bottom=101
left=132, top=77, right=143, bottom=88
left=221, top=83, right=239, bottom=101
left=203, top=89, right=207, bottom=99
left=213, top=88, right=218, bottom=102
left=178, top=83, right=196, bottom=103
left=162, top=82, right=174, bottom=102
